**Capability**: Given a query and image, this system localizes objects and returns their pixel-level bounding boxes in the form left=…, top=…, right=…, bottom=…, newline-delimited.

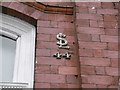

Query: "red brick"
left=50, top=35, right=57, bottom=42
left=1, top=2, right=11, bottom=7
left=50, top=66, right=58, bottom=74
left=111, top=58, right=118, bottom=68
left=50, top=21, right=58, bottom=28
left=77, top=33, right=92, bottom=41
left=35, top=74, right=66, bottom=83
left=58, top=15, right=72, bottom=22
left=98, top=20, right=104, bottom=27
left=37, top=20, right=50, bottom=27
left=36, top=41, right=57, bottom=49
left=64, top=15, right=74, bottom=22
left=76, top=7, right=88, bottom=13
left=58, top=22, right=73, bottom=29
left=102, top=2, right=114, bottom=8
left=76, top=13, right=103, bottom=20
left=112, top=76, right=119, bottom=85
left=66, top=59, right=78, bottom=67
left=81, top=66, right=95, bottom=75
left=100, top=35, right=118, bottom=43
left=39, top=13, right=56, bottom=21
left=82, top=75, right=114, bottom=85
left=50, top=74, right=66, bottom=83
left=105, top=29, right=118, bottom=36
left=93, top=49, right=104, bottom=58
left=78, top=42, right=107, bottom=49
left=82, top=84, right=97, bottom=88
left=64, top=28, right=74, bottom=36
left=59, top=66, right=78, bottom=75
left=67, top=84, right=80, bottom=88
left=52, top=14, right=73, bottom=22
left=77, top=27, right=105, bottom=35
left=80, top=57, right=110, bottom=67
left=108, top=85, right=119, bottom=89
left=79, top=49, right=93, bottom=57
left=103, top=50, right=118, bottom=58
left=91, top=35, right=100, bottom=41
left=95, top=67, right=105, bottom=75
left=36, top=57, right=65, bottom=66
left=104, top=21, right=118, bottom=29
left=35, top=74, right=50, bottom=83
left=50, top=83, right=67, bottom=88
left=16, top=3, right=28, bottom=13
left=23, top=5, right=36, bottom=15
left=66, top=36, right=75, bottom=42
left=37, top=34, right=50, bottom=41
left=90, top=20, right=98, bottom=27
left=36, top=49, right=50, bottom=57
left=76, top=2, right=89, bottom=7
left=76, top=19, right=89, bottom=27
left=97, top=9, right=118, bottom=15
left=66, top=75, right=79, bottom=84
left=35, top=65, right=50, bottom=74
left=37, top=27, right=64, bottom=34
left=30, top=10, right=42, bottom=19
left=105, top=67, right=118, bottom=76
left=35, top=83, right=50, bottom=88
left=108, top=42, right=118, bottom=51
left=97, top=85, right=108, bottom=88
left=104, top=15, right=117, bottom=21
left=8, top=2, right=19, bottom=10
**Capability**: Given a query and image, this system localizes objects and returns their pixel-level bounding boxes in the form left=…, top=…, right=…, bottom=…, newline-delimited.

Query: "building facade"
left=0, top=1, right=119, bottom=88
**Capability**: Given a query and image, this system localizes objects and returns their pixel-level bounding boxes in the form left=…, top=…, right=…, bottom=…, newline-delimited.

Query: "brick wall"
left=76, top=2, right=119, bottom=88
left=35, top=12, right=81, bottom=88
left=1, top=2, right=119, bottom=89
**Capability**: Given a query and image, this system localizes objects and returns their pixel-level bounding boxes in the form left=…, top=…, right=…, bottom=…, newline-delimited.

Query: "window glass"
left=0, top=35, right=16, bottom=82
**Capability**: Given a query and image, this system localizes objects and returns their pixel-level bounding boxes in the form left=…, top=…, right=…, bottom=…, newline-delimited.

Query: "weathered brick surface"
left=36, top=57, right=65, bottom=66
left=95, top=67, right=105, bottom=75
left=76, top=2, right=118, bottom=88
left=34, top=1, right=80, bottom=87
left=79, top=42, right=107, bottom=49
left=35, top=74, right=66, bottom=83
left=105, top=67, right=118, bottom=76
left=102, top=2, right=114, bottom=9
left=77, top=27, right=105, bottom=34
left=81, top=75, right=114, bottom=85
left=100, top=35, right=118, bottom=43
left=50, top=83, right=68, bottom=88
left=79, top=49, right=93, bottom=57
left=80, top=57, right=111, bottom=67
left=97, top=9, right=118, bottom=15
left=82, top=84, right=97, bottom=88
left=81, top=66, right=95, bottom=75
left=108, top=42, right=118, bottom=51
left=66, top=75, right=79, bottom=84
left=35, top=83, right=50, bottom=88
left=59, top=66, right=78, bottom=75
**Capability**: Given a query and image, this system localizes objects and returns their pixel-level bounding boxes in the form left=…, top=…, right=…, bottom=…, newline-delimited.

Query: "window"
left=0, top=13, right=36, bottom=88
left=0, top=35, right=16, bottom=82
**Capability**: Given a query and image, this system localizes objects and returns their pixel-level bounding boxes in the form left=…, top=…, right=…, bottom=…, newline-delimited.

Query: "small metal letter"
left=53, top=52, right=62, bottom=59
left=56, top=33, right=70, bottom=49
left=63, top=52, right=71, bottom=59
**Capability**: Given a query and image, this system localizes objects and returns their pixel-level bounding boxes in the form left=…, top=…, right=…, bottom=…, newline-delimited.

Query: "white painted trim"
left=0, top=13, right=36, bottom=88
left=0, top=28, right=18, bottom=40
left=0, top=82, right=28, bottom=88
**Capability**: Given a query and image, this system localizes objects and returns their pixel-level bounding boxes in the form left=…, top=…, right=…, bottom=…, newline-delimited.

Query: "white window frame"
left=0, top=13, right=36, bottom=88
